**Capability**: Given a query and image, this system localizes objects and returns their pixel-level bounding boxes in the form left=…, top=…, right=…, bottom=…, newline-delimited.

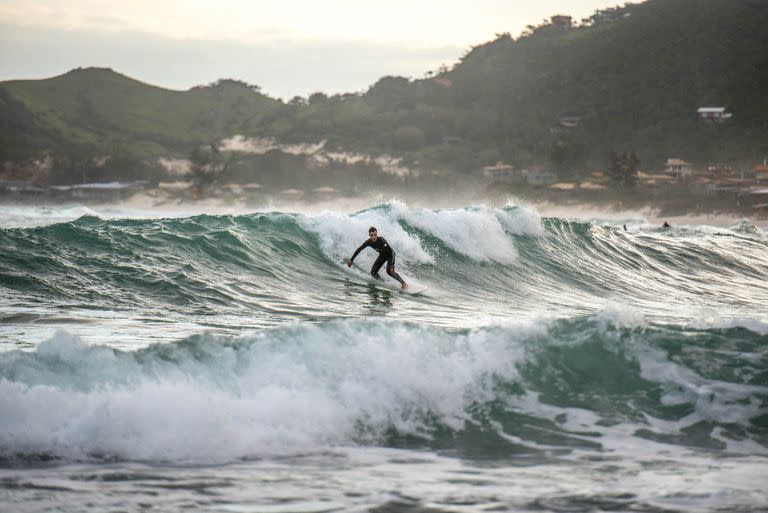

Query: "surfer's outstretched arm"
left=348, top=240, right=370, bottom=266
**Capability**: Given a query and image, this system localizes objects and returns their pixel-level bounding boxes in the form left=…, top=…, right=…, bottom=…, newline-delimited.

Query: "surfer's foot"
left=401, top=283, right=408, bottom=289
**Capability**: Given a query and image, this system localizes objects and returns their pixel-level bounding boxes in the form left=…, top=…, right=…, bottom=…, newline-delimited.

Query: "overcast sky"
left=0, top=0, right=630, bottom=99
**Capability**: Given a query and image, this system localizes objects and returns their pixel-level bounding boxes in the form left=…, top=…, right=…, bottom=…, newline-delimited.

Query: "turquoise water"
left=1, top=202, right=767, bottom=512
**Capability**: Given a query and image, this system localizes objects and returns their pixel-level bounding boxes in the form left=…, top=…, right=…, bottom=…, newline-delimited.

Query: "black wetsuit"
left=350, top=237, right=405, bottom=285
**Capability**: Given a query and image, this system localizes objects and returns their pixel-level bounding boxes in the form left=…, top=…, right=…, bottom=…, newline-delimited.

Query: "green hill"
left=1, top=68, right=282, bottom=156
left=433, top=0, right=768, bottom=169
left=1, top=0, right=767, bottom=182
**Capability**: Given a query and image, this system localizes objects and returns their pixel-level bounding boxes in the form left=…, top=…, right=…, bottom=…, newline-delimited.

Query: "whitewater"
left=1, top=201, right=767, bottom=513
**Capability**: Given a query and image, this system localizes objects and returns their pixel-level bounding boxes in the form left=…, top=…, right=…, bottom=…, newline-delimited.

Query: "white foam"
left=0, top=323, right=526, bottom=463
left=300, top=202, right=544, bottom=266
left=0, top=204, right=209, bottom=228
left=0, top=205, right=99, bottom=228
left=399, top=205, right=519, bottom=263
left=688, top=308, right=768, bottom=335
left=597, top=301, right=647, bottom=328
left=300, top=205, right=434, bottom=268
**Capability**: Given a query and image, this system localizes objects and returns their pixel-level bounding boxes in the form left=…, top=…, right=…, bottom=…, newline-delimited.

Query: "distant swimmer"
left=347, top=226, right=407, bottom=289
left=662, top=221, right=671, bottom=228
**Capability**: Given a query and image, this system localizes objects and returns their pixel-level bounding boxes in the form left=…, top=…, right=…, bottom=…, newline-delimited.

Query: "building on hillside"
left=242, top=183, right=263, bottom=193
left=592, top=8, right=622, bottom=25
left=755, top=164, right=768, bottom=183
left=551, top=15, right=573, bottom=30
left=706, top=165, right=748, bottom=182
left=482, top=162, right=526, bottom=184
left=665, top=159, right=693, bottom=178
left=697, top=107, right=732, bottom=123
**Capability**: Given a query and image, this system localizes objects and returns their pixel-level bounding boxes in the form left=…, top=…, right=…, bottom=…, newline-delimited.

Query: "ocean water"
left=1, top=201, right=767, bottom=513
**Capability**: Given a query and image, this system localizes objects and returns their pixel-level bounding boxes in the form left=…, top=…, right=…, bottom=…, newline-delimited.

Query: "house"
left=242, top=183, right=263, bottom=192
left=551, top=15, right=572, bottom=29
left=482, top=162, right=526, bottom=184
left=592, top=8, right=622, bottom=24
left=665, top=159, right=693, bottom=178
left=755, top=164, right=768, bottom=183
left=697, top=107, right=732, bottom=122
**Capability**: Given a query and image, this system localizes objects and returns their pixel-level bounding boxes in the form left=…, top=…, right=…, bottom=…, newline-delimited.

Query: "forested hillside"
left=1, top=0, right=766, bottom=183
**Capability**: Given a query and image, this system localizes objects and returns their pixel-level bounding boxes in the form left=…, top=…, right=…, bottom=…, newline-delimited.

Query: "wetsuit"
left=350, top=237, right=406, bottom=285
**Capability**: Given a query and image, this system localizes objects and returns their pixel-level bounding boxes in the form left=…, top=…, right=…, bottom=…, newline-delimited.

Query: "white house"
left=697, top=107, right=732, bottom=122
left=482, top=162, right=526, bottom=183
left=665, top=159, right=693, bottom=178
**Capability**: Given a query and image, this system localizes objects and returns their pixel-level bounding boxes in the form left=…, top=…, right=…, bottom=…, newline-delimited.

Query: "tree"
left=189, top=143, right=226, bottom=194
left=393, top=126, right=426, bottom=150
left=607, top=151, right=640, bottom=188
left=308, top=92, right=328, bottom=105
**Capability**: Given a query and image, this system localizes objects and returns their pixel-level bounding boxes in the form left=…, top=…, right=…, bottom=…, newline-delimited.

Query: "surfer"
left=347, top=226, right=408, bottom=289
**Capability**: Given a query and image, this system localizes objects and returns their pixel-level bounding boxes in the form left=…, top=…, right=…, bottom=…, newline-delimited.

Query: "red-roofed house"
left=756, top=164, right=768, bottom=183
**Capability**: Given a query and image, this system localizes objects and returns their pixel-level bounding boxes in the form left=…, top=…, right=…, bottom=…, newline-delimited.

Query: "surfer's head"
left=368, top=226, right=378, bottom=241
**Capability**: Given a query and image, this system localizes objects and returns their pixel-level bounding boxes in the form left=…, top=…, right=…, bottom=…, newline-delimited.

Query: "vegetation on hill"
left=1, top=0, right=767, bottom=185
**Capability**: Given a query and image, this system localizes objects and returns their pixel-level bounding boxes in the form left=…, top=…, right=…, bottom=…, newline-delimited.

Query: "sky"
left=0, top=0, right=629, bottom=99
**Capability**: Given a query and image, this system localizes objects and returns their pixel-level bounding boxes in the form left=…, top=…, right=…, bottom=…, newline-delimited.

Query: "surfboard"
left=403, top=284, right=428, bottom=295
left=344, top=260, right=427, bottom=295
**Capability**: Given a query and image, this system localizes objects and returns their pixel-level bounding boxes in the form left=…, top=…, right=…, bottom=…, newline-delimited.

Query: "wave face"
left=1, top=318, right=766, bottom=463
left=1, top=202, right=767, bottom=336
left=1, top=202, right=767, bottom=463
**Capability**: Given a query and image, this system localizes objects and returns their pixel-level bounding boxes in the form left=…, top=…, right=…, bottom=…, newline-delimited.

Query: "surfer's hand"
left=347, top=259, right=353, bottom=267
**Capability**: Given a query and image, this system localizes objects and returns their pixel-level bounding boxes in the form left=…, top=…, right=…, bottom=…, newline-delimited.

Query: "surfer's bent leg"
left=385, top=253, right=406, bottom=286
left=370, top=253, right=387, bottom=281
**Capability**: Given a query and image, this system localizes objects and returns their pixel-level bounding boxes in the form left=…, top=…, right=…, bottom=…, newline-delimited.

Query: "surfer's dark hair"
left=369, top=226, right=377, bottom=233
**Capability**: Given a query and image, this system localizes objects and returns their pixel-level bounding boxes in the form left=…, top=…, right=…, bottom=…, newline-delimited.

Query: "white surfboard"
left=344, top=260, right=427, bottom=295
left=403, top=284, right=428, bottom=295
